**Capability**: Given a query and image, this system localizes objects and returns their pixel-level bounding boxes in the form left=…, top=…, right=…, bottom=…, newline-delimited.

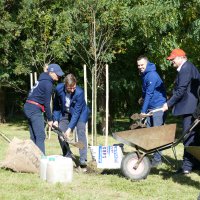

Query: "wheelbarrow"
left=112, top=118, right=200, bottom=180
left=185, top=146, right=200, bottom=162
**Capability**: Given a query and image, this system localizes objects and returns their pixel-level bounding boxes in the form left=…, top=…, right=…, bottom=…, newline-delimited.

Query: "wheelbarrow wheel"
left=121, top=152, right=151, bottom=180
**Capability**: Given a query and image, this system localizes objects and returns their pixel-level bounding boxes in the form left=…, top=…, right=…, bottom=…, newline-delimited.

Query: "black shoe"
left=183, top=170, right=191, bottom=174
left=79, top=160, right=87, bottom=166
left=175, top=168, right=191, bottom=175
left=80, top=161, right=87, bottom=173
left=80, top=163, right=87, bottom=168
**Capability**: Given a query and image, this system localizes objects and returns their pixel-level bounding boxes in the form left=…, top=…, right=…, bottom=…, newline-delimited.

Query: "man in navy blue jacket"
left=137, top=56, right=167, bottom=167
left=53, top=73, right=89, bottom=168
left=24, top=64, right=64, bottom=154
left=163, top=48, right=200, bottom=174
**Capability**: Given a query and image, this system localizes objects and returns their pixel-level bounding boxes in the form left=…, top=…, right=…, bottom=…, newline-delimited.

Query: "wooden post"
left=105, top=64, right=109, bottom=146
left=83, top=64, right=88, bottom=147
left=91, top=67, right=94, bottom=146
left=30, top=73, right=33, bottom=89
left=34, top=72, right=37, bottom=84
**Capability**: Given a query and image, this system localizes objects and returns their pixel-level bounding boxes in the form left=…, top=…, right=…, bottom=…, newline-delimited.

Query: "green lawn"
left=0, top=121, right=200, bottom=200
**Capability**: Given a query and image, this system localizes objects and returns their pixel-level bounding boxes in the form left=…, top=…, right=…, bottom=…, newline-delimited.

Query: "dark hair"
left=64, top=73, right=77, bottom=86
left=137, top=55, right=148, bottom=62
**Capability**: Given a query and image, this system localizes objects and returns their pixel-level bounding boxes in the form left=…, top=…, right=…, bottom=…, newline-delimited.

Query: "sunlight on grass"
left=0, top=122, right=200, bottom=200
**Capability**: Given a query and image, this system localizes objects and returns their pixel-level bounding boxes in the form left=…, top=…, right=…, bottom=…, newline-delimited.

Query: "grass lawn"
left=0, top=120, right=200, bottom=200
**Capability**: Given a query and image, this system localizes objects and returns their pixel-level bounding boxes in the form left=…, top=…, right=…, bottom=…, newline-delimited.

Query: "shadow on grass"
left=101, top=168, right=124, bottom=178
left=150, top=155, right=200, bottom=190
left=5, top=115, right=28, bottom=130
left=99, top=152, right=200, bottom=189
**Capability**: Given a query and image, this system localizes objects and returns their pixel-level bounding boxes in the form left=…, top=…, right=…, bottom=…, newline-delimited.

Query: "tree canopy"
left=1, top=0, right=200, bottom=122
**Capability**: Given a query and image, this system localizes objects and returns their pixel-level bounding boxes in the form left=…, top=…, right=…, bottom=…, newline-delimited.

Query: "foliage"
left=16, top=0, right=73, bottom=73
left=1, top=0, right=200, bottom=119
left=66, top=0, right=132, bottom=86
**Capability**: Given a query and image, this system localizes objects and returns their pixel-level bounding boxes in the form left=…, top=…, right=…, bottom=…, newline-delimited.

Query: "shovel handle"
left=0, top=131, right=11, bottom=143
left=52, top=124, right=65, bottom=135
left=50, top=123, right=85, bottom=149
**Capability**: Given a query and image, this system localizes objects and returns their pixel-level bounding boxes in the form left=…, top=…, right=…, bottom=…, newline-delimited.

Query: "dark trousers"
left=146, top=110, right=166, bottom=162
left=58, top=114, right=87, bottom=165
left=182, top=114, right=200, bottom=171
left=23, top=103, right=45, bottom=154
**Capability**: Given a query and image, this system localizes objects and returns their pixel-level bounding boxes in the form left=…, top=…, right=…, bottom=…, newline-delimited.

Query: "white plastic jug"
left=56, top=157, right=73, bottom=183
left=46, top=155, right=73, bottom=184
left=39, top=155, right=48, bottom=180
left=46, top=157, right=57, bottom=184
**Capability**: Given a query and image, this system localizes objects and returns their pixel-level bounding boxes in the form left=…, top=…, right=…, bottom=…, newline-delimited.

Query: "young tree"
left=67, top=0, right=131, bottom=144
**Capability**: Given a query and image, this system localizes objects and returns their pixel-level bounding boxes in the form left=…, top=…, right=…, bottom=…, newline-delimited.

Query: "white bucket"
left=45, top=155, right=73, bottom=184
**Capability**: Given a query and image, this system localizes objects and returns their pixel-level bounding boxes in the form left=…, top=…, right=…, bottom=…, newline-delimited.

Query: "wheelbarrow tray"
left=113, top=124, right=176, bottom=151
left=185, top=146, right=200, bottom=161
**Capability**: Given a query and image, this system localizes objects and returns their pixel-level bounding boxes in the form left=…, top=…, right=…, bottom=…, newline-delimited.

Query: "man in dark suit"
left=53, top=73, right=89, bottom=170
left=163, top=48, right=200, bottom=174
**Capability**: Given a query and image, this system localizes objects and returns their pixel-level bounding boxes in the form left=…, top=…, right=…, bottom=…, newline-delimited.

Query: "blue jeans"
left=58, top=114, right=87, bottom=165
left=23, top=103, right=45, bottom=154
left=146, top=109, right=166, bottom=162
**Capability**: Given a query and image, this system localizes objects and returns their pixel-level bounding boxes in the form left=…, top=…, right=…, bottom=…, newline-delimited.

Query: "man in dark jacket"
left=53, top=73, right=89, bottom=169
left=137, top=56, right=167, bottom=166
left=24, top=64, right=64, bottom=154
left=163, top=48, right=200, bottom=174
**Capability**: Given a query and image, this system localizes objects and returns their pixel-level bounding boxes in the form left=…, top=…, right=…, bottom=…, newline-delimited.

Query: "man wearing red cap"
left=163, top=48, right=200, bottom=174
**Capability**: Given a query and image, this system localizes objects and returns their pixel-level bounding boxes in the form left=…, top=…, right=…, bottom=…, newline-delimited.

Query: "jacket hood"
left=38, top=72, right=54, bottom=83
left=143, top=61, right=156, bottom=75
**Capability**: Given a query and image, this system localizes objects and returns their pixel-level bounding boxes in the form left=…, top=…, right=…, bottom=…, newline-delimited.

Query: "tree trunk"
left=0, top=88, right=6, bottom=123
left=92, top=11, right=97, bottom=145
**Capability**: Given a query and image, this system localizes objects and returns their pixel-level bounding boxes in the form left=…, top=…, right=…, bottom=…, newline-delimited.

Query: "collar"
left=177, top=60, right=186, bottom=72
left=64, top=88, right=71, bottom=96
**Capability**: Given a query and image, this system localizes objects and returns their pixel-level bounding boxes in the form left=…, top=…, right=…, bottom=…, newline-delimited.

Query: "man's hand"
left=162, top=103, right=168, bottom=112
left=53, top=121, right=58, bottom=127
left=63, top=128, right=73, bottom=141
left=48, top=121, right=53, bottom=128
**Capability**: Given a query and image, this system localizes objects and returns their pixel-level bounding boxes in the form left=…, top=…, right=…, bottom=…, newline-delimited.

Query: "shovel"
left=130, top=108, right=164, bottom=129
left=51, top=124, right=84, bottom=149
left=131, top=108, right=164, bottom=120
left=51, top=125, right=84, bottom=168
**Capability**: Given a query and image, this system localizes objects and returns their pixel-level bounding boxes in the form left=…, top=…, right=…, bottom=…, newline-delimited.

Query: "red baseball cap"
left=167, top=48, right=186, bottom=60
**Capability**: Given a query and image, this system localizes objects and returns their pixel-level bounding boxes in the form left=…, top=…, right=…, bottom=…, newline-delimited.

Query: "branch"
left=1, top=81, right=27, bottom=94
